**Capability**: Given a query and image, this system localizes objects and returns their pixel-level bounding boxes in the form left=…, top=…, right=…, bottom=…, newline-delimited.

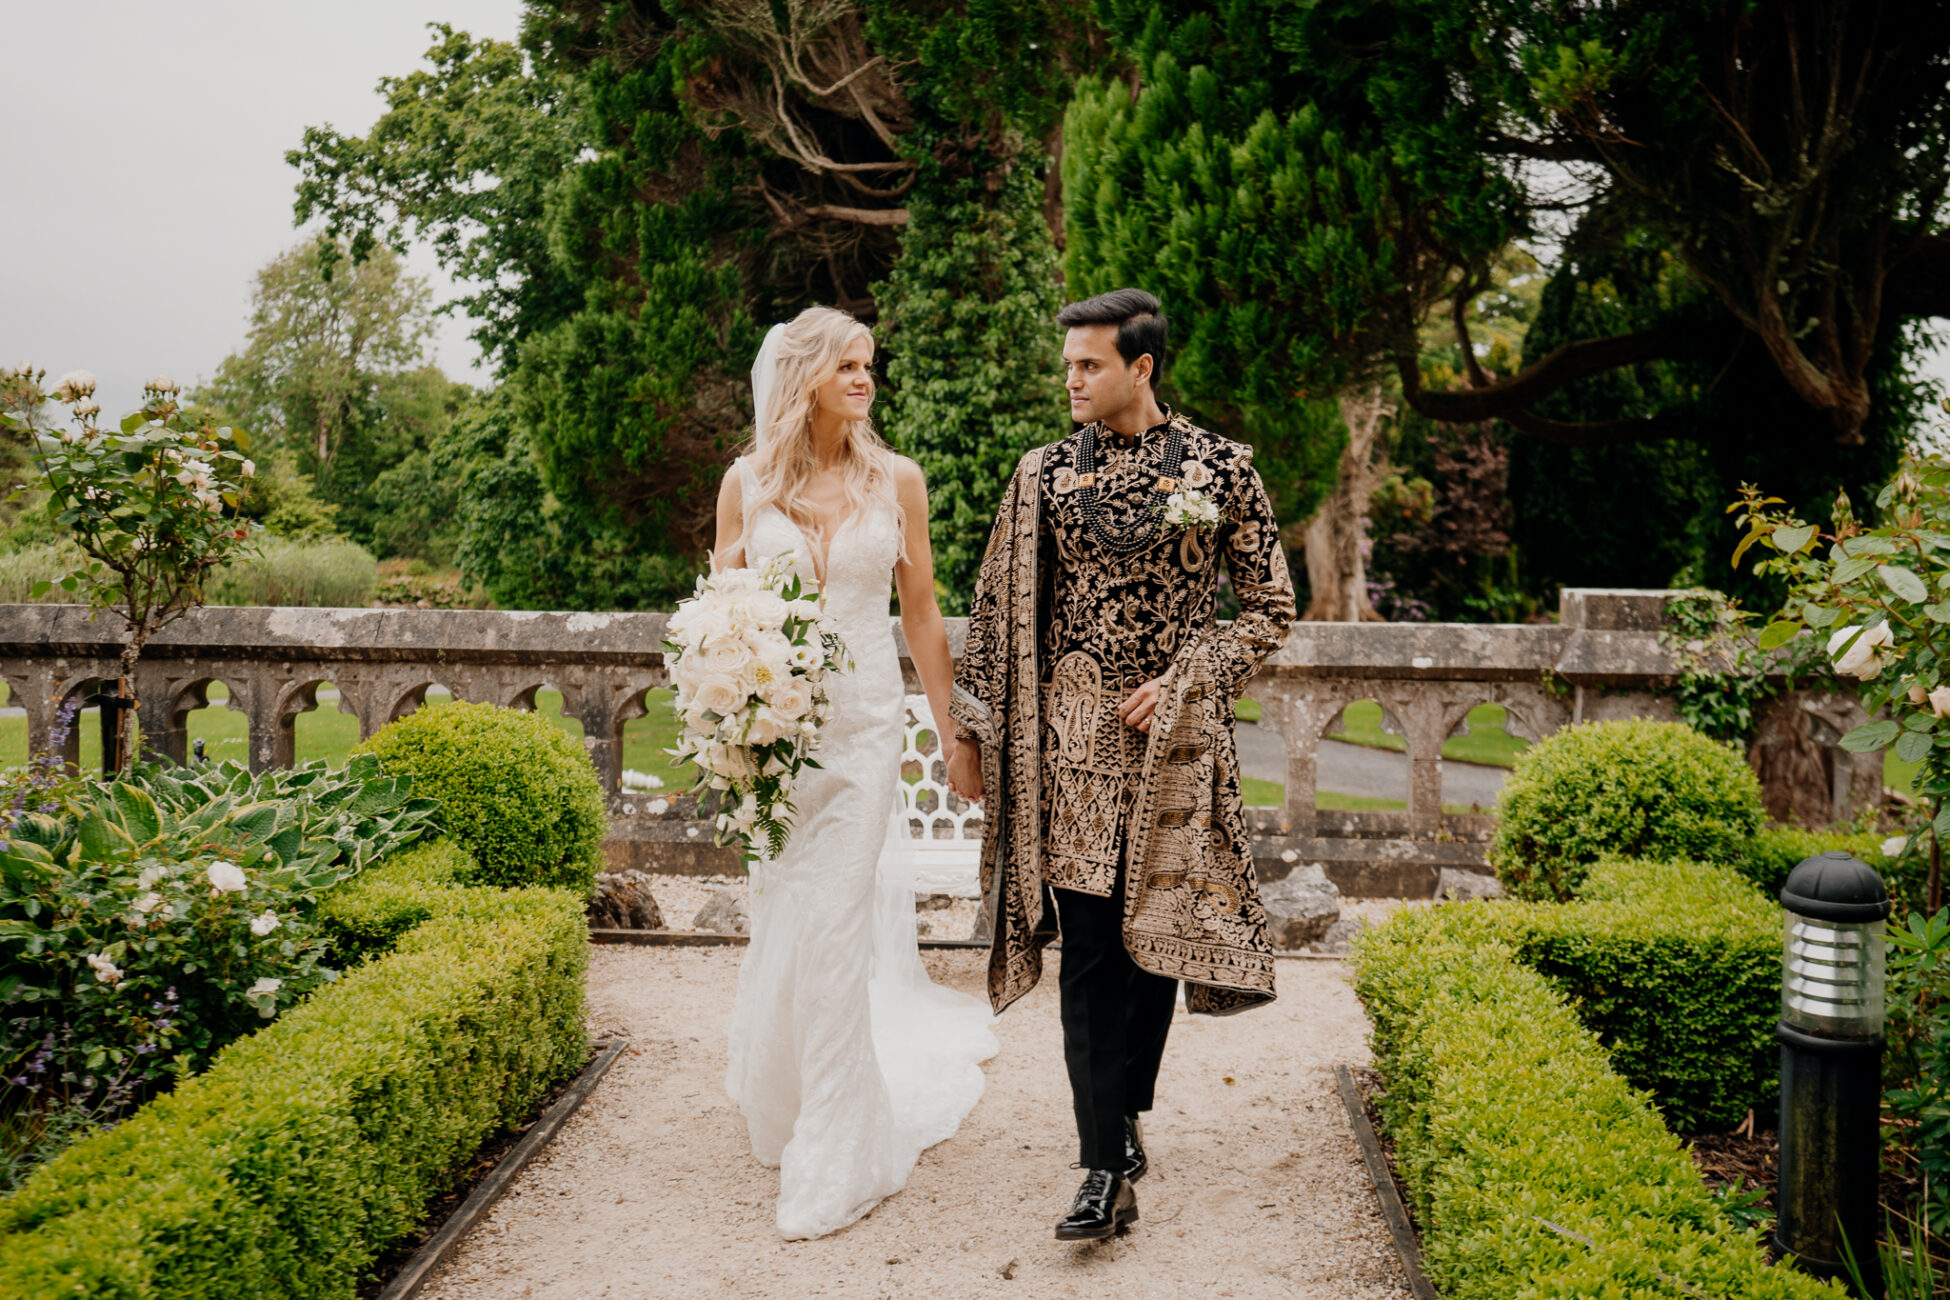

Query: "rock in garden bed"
left=586, top=871, right=665, bottom=930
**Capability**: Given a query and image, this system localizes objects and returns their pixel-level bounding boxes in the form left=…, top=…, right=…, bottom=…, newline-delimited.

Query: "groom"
left=947, top=289, right=1296, bottom=1240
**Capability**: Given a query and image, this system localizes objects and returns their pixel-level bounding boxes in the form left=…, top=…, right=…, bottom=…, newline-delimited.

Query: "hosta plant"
left=0, top=754, right=438, bottom=1184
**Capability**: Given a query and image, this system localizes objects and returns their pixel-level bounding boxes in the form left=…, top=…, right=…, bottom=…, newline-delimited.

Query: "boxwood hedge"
left=1491, top=718, right=1765, bottom=901
left=1479, top=859, right=1782, bottom=1131
left=1353, top=889, right=1840, bottom=1299
left=0, top=841, right=587, bottom=1299
left=354, top=702, right=607, bottom=896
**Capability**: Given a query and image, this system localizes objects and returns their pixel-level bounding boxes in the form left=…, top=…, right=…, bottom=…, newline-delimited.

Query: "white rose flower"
left=1828, top=624, right=1894, bottom=680
left=716, top=568, right=762, bottom=595
left=137, top=865, right=166, bottom=891
left=1931, top=685, right=1950, bottom=719
left=240, top=458, right=255, bottom=477
left=787, top=598, right=821, bottom=621
left=702, top=638, right=756, bottom=681
left=132, top=892, right=164, bottom=915
left=55, top=369, right=97, bottom=398
left=86, top=952, right=123, bottom=984
left=146, top=375, right=177, bottom=393
left=765, top=677, right=815, bottom=720
left=250, top=910, right=280, bottom=937
left=1882, top=835, right=1911, bottom=859
left=747, top=706, right=800, bottom=746
left=690, top=675, right=747, bottom=718
left=207, top=860, right=248, bottom=892
left=73, top=399, right=99, bottom=418
left=246, top=976, right=283, bottom=998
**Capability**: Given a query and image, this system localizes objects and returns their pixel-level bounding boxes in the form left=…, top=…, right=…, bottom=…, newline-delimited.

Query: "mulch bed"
left=356, top=1046, right=599, bottom=1299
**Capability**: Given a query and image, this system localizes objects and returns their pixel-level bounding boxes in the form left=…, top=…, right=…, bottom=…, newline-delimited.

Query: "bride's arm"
left=891, top=456, right=957, bottom=764
left=712, top=464, right=746, bottom=572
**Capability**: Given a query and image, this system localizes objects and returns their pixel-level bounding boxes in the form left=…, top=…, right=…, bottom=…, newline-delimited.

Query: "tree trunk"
left=1747, top=695, right=1833, bottom=826
left=110, top=635, right=142, bottom=777
left=1302, top=386, right=1391, bottom=622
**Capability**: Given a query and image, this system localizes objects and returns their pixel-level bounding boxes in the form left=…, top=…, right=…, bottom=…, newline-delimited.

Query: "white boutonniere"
left=1162, top=488, right=1221, bottom=530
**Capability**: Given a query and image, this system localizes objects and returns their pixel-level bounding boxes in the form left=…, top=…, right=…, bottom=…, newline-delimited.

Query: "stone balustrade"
left=0, top=589, right=1872, bottom=897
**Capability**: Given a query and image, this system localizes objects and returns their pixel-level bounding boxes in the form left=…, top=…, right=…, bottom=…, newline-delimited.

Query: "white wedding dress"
left=723, top=455, right=999, bottom=1240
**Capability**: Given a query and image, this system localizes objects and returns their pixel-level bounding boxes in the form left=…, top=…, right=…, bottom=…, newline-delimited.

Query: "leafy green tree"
left=288, top=5, right=1086, bottom=610
left=195, top=240, right=467, bottom=564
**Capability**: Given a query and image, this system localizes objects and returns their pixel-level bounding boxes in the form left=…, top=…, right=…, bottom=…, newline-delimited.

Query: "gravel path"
left=418, top=945, right=1409, bottom=1300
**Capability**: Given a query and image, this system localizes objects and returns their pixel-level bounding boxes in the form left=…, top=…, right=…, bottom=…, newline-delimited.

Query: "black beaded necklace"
left=1073, top=417, right=1186, bottom=555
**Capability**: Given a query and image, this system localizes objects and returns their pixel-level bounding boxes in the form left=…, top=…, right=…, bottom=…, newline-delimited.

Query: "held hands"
left=946, top=737, right=984, bottom=804
left=1117, top=677, right=1167, bottom=734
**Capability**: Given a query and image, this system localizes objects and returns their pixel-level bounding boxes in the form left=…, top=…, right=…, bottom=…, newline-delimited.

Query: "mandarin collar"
left=1099, top=404, right=1174, bottom=449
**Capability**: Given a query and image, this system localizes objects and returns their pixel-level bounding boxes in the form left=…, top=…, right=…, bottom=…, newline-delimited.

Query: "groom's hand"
left=947, top=738, right=984, bottom=803
left=1118, top=677, right=1167, bottom=734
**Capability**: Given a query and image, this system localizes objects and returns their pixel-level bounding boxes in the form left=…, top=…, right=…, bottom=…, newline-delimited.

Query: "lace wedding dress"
left=722, top=455, right=999, bottom=1240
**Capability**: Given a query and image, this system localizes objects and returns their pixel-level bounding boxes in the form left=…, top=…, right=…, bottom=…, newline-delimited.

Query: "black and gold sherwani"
left=950, top=407, right=1296, bottom=1167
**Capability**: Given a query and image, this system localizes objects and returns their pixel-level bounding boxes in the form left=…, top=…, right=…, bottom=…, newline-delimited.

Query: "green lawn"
left=1, top=681, right=699, bottom=790
left=1235, top=697, right=1530, bottom=767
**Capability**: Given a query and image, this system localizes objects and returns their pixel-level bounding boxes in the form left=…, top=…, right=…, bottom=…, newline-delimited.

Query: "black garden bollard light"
left=1776, top=851, right=1891, bottom=1296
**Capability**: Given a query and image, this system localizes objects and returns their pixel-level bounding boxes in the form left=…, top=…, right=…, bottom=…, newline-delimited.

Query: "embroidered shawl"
left=951, top=431, right=1297, bottom=1016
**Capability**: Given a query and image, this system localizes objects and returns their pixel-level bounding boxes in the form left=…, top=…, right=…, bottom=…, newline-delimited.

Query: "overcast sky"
left=0, top=1, right=524, bottom=420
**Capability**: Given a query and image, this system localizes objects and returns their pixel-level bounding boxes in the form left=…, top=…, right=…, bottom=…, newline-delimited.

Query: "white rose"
left=250, top=910, right=280, bottom=937
left=87, top=952, right=123, bottom=984
left=1829, top=624, right=1894, bottom=680
left=747, top=706, right=799, bottom=746
left=246, top=976, right=282, bottom=998
left=132, top=892, right=164, bottom=915
left=684, top=606, right=734, bottom=647
left=1882, top=835, right=1911, bottom=859
left=744, top=627, right=794, bottom=668
left=765, top=677, right=815, bottom=720
left=705, top=742, right=753, bottom=780
left=690, top=675, right=747, bottom=718
left=716, top=568, right=761, bottom=595
left=56, top=369, right=97, bottom=398
left=1930, top=685, right=1950, bottom=719
left=146, top=375, right=177, bottom=393
left=787, top=598, right=821, bottom=622
left=743, top=590, right=790, bottom=629
left=73, top=399, right=99, bottom=418
left=137, top=865, right=167, bottom=891
left=702, top=638, right=755, bottom=678
left=207, top=860, right=248, bottom=892
left=240, top=457, right=255, bottom=477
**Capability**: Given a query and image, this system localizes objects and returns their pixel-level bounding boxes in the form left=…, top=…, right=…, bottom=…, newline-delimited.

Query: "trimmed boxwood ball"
left=1491, top=718, right=1764, bottom=901
left=355, top=701, right=607, bottom=895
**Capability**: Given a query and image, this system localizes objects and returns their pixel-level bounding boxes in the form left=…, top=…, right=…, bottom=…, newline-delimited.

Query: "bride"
left=712, top=305, right=999, bottom=1240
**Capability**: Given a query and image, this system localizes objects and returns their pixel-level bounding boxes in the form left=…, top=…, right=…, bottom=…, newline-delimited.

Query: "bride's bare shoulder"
left=887, top=452, right=927, bottom=493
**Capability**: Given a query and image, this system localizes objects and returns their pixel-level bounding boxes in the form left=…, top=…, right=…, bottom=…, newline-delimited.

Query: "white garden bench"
left=880, top=695, right=984, bottom=898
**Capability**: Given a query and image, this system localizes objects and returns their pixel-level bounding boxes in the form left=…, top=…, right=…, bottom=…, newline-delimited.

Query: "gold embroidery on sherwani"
left=951, top=412, right=1297, bottom=1017
left=1042, top=651, right=1147, bottom=895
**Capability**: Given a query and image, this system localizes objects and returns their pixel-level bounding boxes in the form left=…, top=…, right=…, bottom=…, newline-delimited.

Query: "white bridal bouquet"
left=664, top=551, right=849, bottom=862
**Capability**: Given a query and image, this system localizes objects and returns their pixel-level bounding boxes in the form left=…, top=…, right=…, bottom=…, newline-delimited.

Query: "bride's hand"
left=946, top=738, right=983, bottom=804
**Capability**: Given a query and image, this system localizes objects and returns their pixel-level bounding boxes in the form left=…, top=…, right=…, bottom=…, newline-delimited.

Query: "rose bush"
left=1, top=366, right=258, bottom=771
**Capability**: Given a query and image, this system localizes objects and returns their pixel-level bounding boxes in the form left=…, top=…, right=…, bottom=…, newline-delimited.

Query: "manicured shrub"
left=0, top=841, right=587, bottom=1298
left=355, top=702, right=607, bottom=895
left=1511, top=860, right=1780, bottom=1130
left=1491, top=718, right=1765, bottom=900
left=1735, top=825, right=1897, bottom=899
left=1353, top=904, right=1842, bottom=1299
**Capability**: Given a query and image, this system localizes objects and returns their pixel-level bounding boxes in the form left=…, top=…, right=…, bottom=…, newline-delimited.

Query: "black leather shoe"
left=1122, top=1114, right=1148, bottom=1182
left=1054, top=1168, right=1138, bottom=1241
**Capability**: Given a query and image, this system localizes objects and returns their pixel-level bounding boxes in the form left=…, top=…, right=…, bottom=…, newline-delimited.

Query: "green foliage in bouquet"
left=1491, top=718, right=1765, bottom=900
left=354, top=702, right=606, bottom=895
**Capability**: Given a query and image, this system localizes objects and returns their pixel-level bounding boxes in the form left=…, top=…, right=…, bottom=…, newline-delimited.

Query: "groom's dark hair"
left=1056, top=288, right=1167, bottom=385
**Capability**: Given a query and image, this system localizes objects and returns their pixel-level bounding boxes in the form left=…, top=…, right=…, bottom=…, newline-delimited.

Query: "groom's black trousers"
left=1052, top=875, right=1179, bottom=1169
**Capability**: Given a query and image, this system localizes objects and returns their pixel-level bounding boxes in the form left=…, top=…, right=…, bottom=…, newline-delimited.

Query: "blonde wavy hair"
left=743, top=305, right=904, bottom=565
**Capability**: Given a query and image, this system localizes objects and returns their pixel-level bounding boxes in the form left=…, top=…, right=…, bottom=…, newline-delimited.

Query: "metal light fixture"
left=1776, top=850, right=1891, bottom=1294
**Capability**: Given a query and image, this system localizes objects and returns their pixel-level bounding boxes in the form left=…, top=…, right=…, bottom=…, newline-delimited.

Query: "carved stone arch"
left=269, top=675, right=362, bottom=769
